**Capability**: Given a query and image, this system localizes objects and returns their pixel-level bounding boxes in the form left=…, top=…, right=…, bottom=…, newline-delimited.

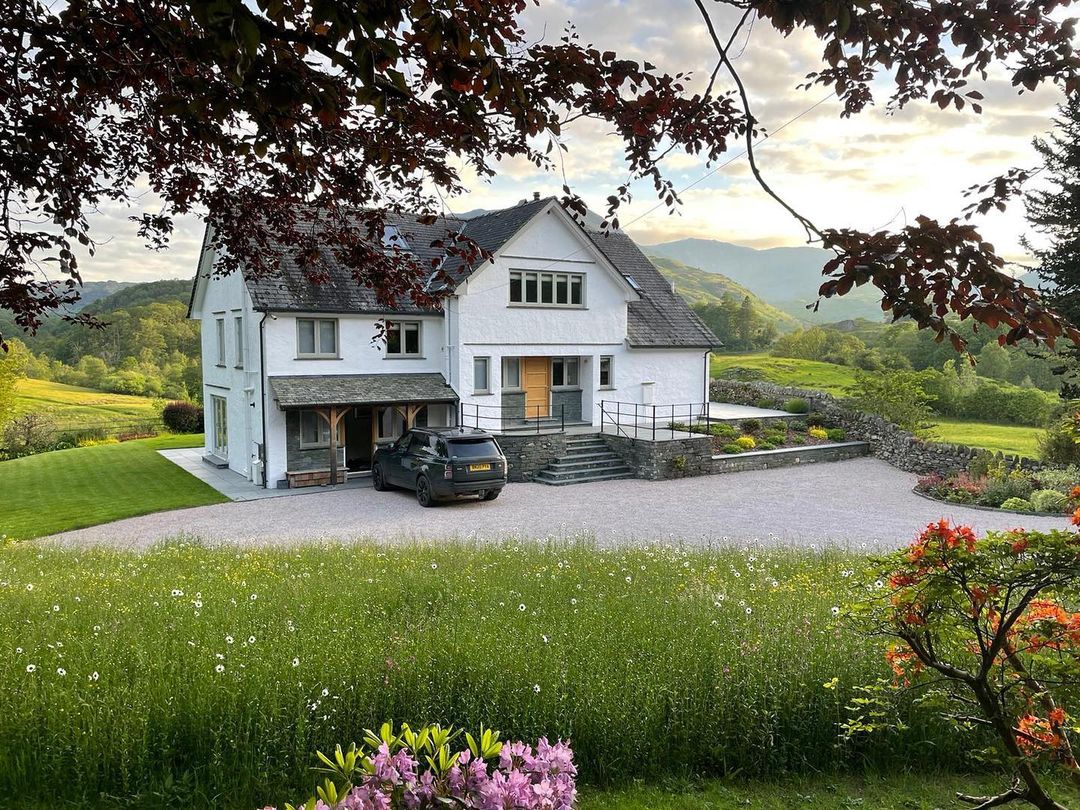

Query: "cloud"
left=67, top=0, right=1065, bottom=284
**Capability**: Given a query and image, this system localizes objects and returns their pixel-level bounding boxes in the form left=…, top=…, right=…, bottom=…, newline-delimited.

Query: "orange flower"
left=1011, top=538, right=1030, bottom=554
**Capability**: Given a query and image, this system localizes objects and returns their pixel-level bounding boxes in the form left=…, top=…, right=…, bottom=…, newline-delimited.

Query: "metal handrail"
left=599, top=401, right=715, bottom=441
left=458, top=401, right=567, bottom=434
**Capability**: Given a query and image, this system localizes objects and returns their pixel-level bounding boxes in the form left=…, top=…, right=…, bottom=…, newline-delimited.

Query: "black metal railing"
left=599, top=400, right=714, bottom=442
left=458, top=402, right=566, bottom=435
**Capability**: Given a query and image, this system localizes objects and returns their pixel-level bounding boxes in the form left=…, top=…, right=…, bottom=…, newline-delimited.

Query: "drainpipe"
left=703, top=349, right=711, bottom=409
left=259, top=311, right=269, bottom=488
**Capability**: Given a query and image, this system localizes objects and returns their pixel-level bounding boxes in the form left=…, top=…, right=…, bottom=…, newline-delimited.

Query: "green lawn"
left=584, top=773, right=1080, bottom=809
left=927, top=417, right=1042, bottom=458
left=711, top=353, right=1042, bottom=458
left=13, top=378, right=161, bottom=431
left=0, top=541, right=967, bottom=806
left=0, top=434, right=226, bottom=540
left=711, top=352, right=859, bottom=395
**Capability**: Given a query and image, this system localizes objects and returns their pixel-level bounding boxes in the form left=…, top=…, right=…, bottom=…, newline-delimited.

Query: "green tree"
left=0, top=338, right=28, bottom=431
left=977, top=342, right=1012, bottom=381
left=1025, top=98, right=1080, bottom=395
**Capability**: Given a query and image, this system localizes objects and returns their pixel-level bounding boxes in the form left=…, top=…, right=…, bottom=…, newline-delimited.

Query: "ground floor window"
left=473, top=357, right=490, bottom=393
left=211, top=395, right=228, bottom=456
left=599, top=355, right=614, bottom=388
left=298, top=409, right=343, bottom=448
left=552, top=357, right=579, bottom=387
left=503, top=357, right=521, bottom=389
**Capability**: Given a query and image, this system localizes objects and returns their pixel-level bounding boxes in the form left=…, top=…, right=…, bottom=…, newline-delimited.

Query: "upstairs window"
left=509, top=271, right=584, bottom=307
left=234, top=316, right=244, bottom=369
left=215, top=318, right=226, bottom=366
left=552, top=357, right=579, bottom=387
left=297, top=318, right=338, bottom=358
left=386, top=321, right=421, bottom=356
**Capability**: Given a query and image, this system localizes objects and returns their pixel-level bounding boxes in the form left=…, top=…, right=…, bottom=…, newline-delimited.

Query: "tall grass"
left=0, top=540, right=959, bottom=807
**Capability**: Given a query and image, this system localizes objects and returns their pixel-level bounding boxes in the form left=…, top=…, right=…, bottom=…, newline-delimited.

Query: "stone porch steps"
left=534, top=434, right=635, bottom=486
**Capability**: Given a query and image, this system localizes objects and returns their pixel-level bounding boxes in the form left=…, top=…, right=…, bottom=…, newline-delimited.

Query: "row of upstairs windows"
left=294, top=318, right=423, bottom=359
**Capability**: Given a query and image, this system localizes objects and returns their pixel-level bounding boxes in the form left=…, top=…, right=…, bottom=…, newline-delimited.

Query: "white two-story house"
left=188, top=196, right=720, bottom=488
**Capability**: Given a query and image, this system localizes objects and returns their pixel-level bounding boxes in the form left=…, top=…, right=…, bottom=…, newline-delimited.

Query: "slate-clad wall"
left=551, top=390, right=583, bottom=423
left=602, top=434, right=712, bottom=480
left=283, top=411, right=344, bottom=476
left=501, top=391, right=526, bottom=424
left=710, top=379, right=1043, bottom=475
left=498, top=432, right=568, bottom=482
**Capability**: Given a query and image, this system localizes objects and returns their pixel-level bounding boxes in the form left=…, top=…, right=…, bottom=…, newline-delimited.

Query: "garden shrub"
left=721, top=442, right=744, bottom=454
left=783, top=398, right=809, bottom=414
left=763, top=430, right=786, bottom=446
left=999, top=497, right=1034, bottom=512
left=806, top=414, right=829, bottom=428
left=738, top=418, right=761, bottom=435
left=1030, top=489, right=1068, bottom=513
left=1038, top=407, right=1080, bottom=465
left=758, top=441, right=775, bottom=451
left=846, top=369, right=934, bottom=433
left=979, top=472, right=1033, bottom=507
left=735, top=435, right=756, bottom=450
left=826, top=428, right=846, bottom=442
left=754, top=397, right=777, bottom=410
left=788, top=419, right=808, bottom=432
left=265, top=723, right=576, bottom=810
left=967, top=450, right=998, bottom=480
left=807, top=427, right=828, bottom=440
left=1034, top=465, right=1080, bottom=493
left=710, top=423, right=737, bottom=438
left=162, top=400, right=204, bottom=433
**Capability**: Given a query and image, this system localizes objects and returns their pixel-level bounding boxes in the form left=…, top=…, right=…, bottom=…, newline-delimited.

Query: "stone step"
left=565, top=435, right=604, bottom=445
left=563, top=444, right=610, bottom=456
left=533, top=469, right=636, bottom=486
left=546, top=455, right=625, bottom=472
left=536, top=461, right=634, bottom=479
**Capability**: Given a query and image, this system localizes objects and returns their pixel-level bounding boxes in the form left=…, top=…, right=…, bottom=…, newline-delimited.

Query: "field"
left=712, top=353, right=1042, bottom=458
left=13, top=378, right=161, bottom=432
left=711, top=353, right=858, bottom=395
left=0, top=434, right=225, bottom=540
left=0, top=541, right=977, bottom=809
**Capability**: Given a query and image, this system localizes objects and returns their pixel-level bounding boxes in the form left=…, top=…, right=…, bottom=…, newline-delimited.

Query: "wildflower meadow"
left=0, top=538, right=964, bottom=807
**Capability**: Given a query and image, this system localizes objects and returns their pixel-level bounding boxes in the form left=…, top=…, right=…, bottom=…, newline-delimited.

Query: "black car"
left=371, top=427, right=508, bottom=507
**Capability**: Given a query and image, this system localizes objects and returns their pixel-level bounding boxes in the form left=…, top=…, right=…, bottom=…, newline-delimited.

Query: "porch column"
left=315, top=406, right=349, bottom=487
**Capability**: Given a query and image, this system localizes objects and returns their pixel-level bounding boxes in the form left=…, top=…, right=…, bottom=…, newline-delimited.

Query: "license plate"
left=468, top=463, right=492, bottom=472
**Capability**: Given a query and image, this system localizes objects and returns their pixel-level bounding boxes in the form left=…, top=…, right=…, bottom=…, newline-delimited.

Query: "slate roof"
left=226, top=197, right=720, bottom=348
left=588, top=230, right=720, bottom=349
left=270, top=373, right=458, bottom=408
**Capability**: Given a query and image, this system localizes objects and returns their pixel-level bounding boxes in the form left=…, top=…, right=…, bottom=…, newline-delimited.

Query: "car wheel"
left=372, top=465, right=387, bottom=491
left=482, top=488, right=501, bottom=501
left=415, top=475, right=436, bottom=508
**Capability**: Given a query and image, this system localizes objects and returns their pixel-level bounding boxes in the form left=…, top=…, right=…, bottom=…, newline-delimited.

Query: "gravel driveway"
left=46, top=458, right=1072, bottom=550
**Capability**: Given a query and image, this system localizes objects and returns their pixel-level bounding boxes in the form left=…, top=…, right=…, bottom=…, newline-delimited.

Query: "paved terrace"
left=46, top=457, right=1071, bottom=551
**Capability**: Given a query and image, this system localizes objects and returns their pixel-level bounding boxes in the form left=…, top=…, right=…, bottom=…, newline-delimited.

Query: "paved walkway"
left=47, top=458, right=1071, bottom=550
left=159, top=448, right=371, bottom=501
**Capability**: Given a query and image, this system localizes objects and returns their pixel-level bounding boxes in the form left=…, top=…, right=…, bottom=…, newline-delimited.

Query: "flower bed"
left=915, top=460, right=1080, bottom=515
left=262, top=724, right=575, bottom=810
left=670, top=416, right=846, bottom=455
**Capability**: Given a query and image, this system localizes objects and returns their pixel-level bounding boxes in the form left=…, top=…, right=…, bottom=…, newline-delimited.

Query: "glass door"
left=211, top=395, right=228, bottom=458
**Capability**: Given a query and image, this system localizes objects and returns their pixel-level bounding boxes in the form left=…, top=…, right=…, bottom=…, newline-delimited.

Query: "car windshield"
left=447, top=438, right=499, bottom=459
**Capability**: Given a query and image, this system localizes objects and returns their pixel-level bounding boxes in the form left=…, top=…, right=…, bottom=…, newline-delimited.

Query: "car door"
left=384, top=432, right=412, bottom=486
left=402, top=433, right=436, bottom=486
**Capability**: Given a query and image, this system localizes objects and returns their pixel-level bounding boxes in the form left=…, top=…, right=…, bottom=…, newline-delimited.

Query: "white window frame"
left=215, top=318, right=226, bottom=366
left=211, top=395, right=228, bottom=456
left=473, top=356, right=490, bottom=394
left=296, top=318, right=339, bottom=359
left=551, top=357, right=580, bottom=388
left=502, top=357, right=522, bottom=391
left=599, top=355, right=614, bottom=389
left=385, top=320, right=422, bottom=357
left=234, top=316, right=245, bottom=369
left=298, top=409, right=343, bottom=449
left=509, top=270, right=585, bottom=308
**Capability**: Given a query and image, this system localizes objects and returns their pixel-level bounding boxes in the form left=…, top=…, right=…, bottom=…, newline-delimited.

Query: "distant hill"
left=70, top=280, right=138, bottom=311
left=646, top=254, right=802, bottom=332
left=82, top=279, right=192, bottom=315
left=643, top=237, right=886, bottom=323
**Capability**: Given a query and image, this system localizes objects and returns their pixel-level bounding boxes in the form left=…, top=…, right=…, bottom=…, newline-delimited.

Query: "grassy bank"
left=0, top=434, right=224, bottom=539
left=0, top=541, right=963, bottom=808
left=712, top=353, right=1043, bottom=458
left=13, top=378, right=162, bottom=431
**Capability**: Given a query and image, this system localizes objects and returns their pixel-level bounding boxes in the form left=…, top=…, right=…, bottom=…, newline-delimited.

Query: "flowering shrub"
left=916, top=464, right=1080, bottom=514
left=807, top=427, right=828, bottom=440
left=735, top=435, right=756, bottom=450
left=262, top=723, right=576, bottom=810
left=848, top=520, right=1080, bottom=809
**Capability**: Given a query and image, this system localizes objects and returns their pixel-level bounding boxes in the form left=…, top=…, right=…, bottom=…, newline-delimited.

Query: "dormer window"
left=382, top=225, right=409, bottom=252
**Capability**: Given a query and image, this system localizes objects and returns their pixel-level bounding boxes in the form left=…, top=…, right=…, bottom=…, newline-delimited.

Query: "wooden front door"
left=523, top=356, right=550, bottom=418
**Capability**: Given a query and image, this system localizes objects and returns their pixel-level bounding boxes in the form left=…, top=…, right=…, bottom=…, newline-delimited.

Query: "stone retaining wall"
left=498, top=432, right=568, bottom=482
left=602, top=433, right=713, bottom=480
left=710, top=379, right=1042, bottom=476
left=712, top=441, right=869, bottom=474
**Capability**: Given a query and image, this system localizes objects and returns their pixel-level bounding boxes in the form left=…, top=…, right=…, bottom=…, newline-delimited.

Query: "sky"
left=77, top=0, right=1066, bottom=283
